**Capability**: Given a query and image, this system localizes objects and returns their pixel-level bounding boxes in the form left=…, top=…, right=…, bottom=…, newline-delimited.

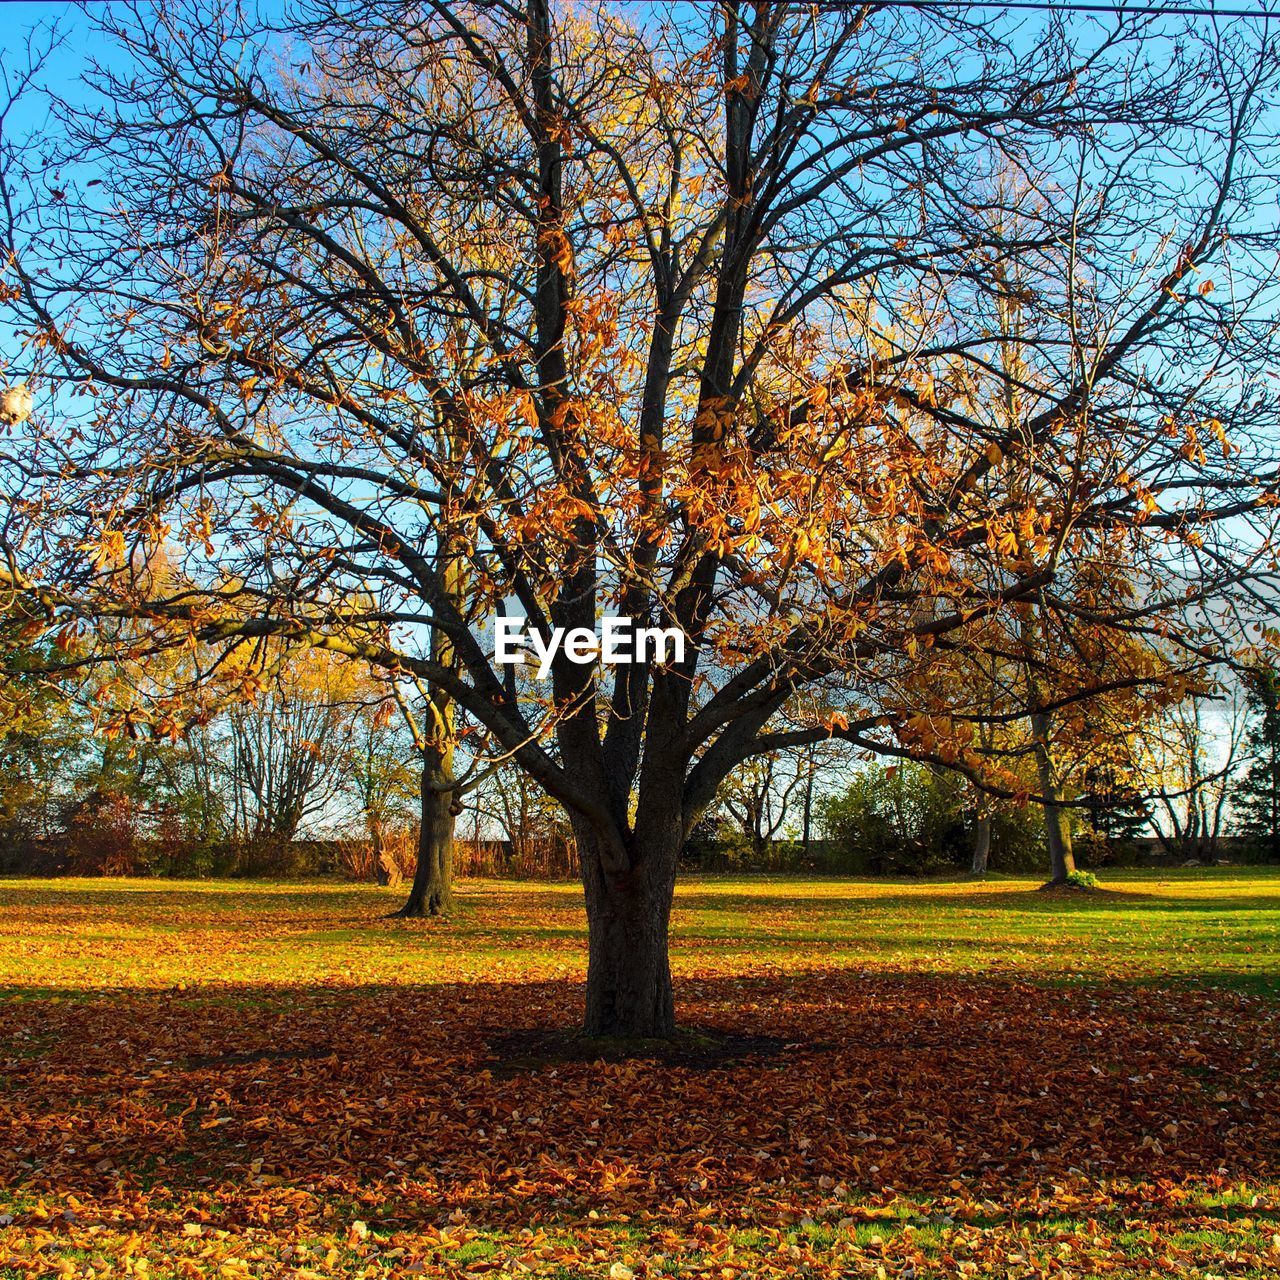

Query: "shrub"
left=985, top=803, right=1049, bottom=872
left=337, top=827, right=416, bottom=884
left=60, top=790, right=143, bottom=875
left=819, top=763, right=966, bottom=875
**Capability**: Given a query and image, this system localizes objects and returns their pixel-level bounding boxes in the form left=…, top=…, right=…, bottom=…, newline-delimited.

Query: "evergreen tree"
left=1081, top=760, right=1152, bottom=845
left=1235, top=668, right=1280, bottom=859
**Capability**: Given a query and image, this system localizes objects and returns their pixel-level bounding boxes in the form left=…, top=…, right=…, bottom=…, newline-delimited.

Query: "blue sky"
left=3, top=3, right=106, bottom=129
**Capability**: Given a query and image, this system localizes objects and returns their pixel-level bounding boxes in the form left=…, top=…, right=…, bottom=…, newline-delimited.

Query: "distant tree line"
left=3, top=585, right=1276, bottom=881
left=697, top=665, right=1280, bottom=875
left=0, top=608, right=560, bottom=880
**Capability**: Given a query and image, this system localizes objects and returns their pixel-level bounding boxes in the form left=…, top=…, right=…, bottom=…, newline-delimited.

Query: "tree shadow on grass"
left=1, top=969, right=1277, bottom=1236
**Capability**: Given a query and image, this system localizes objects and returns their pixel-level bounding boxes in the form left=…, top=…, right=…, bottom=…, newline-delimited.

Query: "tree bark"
left=371, top=820, right=392, bottom=886
left=576, top=815, right=677, bottom=1039
left=970, top=812, right=991, bottom=876
left=393, top=745, right=455, bottom=917
left=801, top=753, right=814, bottom=860
left=1031, top=711, right=1076, bottom=884
left=394, top=520, right=463, bottom=918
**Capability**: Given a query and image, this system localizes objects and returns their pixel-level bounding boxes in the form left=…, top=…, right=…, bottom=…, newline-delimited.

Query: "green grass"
left=0, top=865, right=1276, bottom=992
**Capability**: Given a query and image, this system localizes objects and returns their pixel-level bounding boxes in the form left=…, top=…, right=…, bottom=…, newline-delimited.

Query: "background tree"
left=1131, top=683, right=1245, bottom=864
left=720, top=751, right=808, bottom=864
left=470, top=758, right=575, bottom=876
left=345, top=689, right=419, bottom=885
left=1236, top=666, right=1280, bottom=859
left=820, top=762, right=966, bottom=876
left=0, top=600, right=81, bottom=856
left=224, top=646, right=359, bottom=858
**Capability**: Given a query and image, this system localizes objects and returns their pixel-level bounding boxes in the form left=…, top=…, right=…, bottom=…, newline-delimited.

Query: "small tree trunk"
left=371, top=821, right=391, bottom=886
left=801, top=755, right=814, bottom=860
left=393, top=745, right=455, bottom=918
left=576, top=815, right=677, bottom=1039
left=1032, top=711, right=1075, bottom=884
left=970, top=812, right=991, bottom=876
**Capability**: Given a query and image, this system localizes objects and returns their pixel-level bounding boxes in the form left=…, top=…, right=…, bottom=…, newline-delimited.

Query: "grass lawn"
left=1, top=868, right=1278, bottom=1277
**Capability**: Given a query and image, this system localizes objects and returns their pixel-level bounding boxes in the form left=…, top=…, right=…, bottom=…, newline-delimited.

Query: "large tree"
left=3, top=1, right=1279, bottom=1033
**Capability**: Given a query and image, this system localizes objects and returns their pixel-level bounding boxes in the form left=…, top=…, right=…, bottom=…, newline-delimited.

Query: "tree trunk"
left=576, top=816, right=677, bottom=1039
left=801, top=753, right=814, bottom=860
left=749, top=808, right=768, bottom=862
left=391, top=482, right=465, bottom=918
left=393, top=745, right=455, bottom=918
left=371, top=821, right=391, bottom=886
left=1032, top=711, right=1075, bottom=884
left=970, top=812, right=991, bottom=876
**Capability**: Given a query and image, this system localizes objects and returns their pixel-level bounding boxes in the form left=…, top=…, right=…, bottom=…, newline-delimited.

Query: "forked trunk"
left=576, top=817, right=677, bottom=1038
left=394, top=746, right=455, bottom=918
